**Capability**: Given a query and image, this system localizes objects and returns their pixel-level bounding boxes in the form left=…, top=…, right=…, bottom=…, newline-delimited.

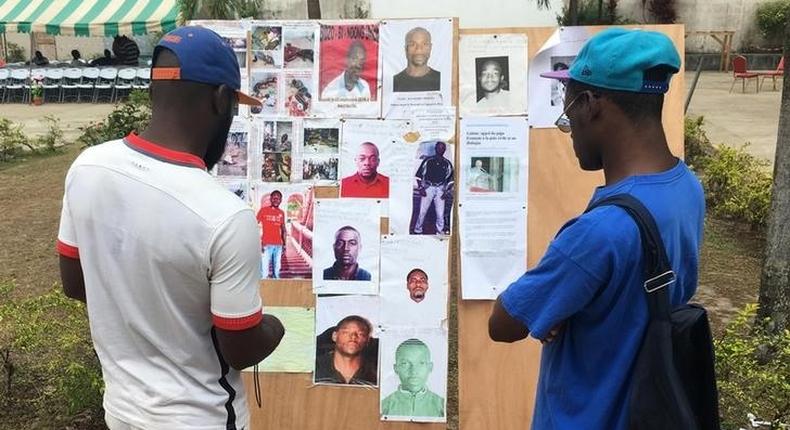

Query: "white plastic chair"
left=60, top=68, right=82, bottom=102
left=5, top=68, right=30, bottom=103
left=77, top=67, right=99, bottom=102
left=0, top=69, right=9, bottom=102
left=113, top=68, right=137, bottom=101
left=132, top=67, right=150, bottom=91
left=94, top=67, right=117, bottom=103
left=42, top=68, right=64, bottom=102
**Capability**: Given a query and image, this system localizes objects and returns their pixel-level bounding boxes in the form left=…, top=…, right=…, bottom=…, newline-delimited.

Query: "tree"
left=533, top=0, right=579, bottom=25
left=757, top=19, right=790, bottom=333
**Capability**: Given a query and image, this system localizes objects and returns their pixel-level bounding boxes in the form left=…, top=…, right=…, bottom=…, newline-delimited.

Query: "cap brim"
left=237, top=91, right=262, bottom=107
left=540, top=70, right=571, bottom=80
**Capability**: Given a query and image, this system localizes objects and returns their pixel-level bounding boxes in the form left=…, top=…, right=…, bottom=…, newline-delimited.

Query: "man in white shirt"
left=321, top=40, right=371, bottom=100
left=57, top=26, right=284, bottom=430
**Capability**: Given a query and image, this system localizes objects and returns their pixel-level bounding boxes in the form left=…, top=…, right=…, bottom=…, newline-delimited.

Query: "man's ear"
left=428, top=361, right=434, bottom=372
left=212, top=84, right=234, bottom=116
left=331, top=331, right=338, bottom=343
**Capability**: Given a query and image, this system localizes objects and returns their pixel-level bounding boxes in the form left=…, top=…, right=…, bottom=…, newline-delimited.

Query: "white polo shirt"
left=57, top=134, right=262, bottom=430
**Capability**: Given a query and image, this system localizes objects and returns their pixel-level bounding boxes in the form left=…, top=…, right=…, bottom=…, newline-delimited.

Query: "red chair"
left=729, top=55, right=760, bottom=93
left=758, top=56, right=784, bottom=91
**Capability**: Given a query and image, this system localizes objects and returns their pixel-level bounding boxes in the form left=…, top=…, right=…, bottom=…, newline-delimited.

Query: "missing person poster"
left=312, top=198, right=381, bottom=295
left=380, top=235, right=449, bottom=328
left=459, top=117, right=529, bottom=300
left=380, top=18, right=453, bottom=119
left=459, top=33, right=528, bottom=117
left=313, top=22, right=381, bottom=118
left=379, top=327, right=448, bottom=423
left=529, top=27, right=590, bottom=128
left=388, top=140, right=455, bottom=236
left=315, top=295, right=380, bottom=387
left=258, top=119, right=297, bottom=183
left=254, top=182, right=314, bottom=280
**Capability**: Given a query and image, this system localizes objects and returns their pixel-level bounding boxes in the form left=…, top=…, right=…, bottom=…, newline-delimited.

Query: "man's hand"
left=417, top=187, right=427, bottom=197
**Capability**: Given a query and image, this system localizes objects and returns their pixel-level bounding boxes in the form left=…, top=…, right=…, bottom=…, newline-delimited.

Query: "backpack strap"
left=585, top=194, right=676, bottom=320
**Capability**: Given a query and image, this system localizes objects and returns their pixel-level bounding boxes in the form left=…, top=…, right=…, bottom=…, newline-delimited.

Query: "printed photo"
left=252, top=26, right=283, bottom=69
left=303, top=127, right=339, bottom=153
left=262, top=153, right=292, bottom=183
left=255, top=183, right=314, bottom=280
left=284, top=73, right=314, bottom=117
left=459, top=33, right=528, bottom=116
left=474, top=56, right=513, bottom=106
left=318, top=24, right=379, bottom=102
left=303, top=156, right=339, bottom=182
left=216, top=130, right=248, bottom=177
left=315, top=295, right=380, bottom=387
left=284, top=27, right=316, bottom=69
left=410, top=141, right=454, bottom=235
left=221, top=179, right=250, bottom=204
left=550, top=55, right=575, bottom=106
left=380, top=329, right=448, bottom=422
left=250, top=71, right=278, bottom=115
left=467, top=157, right=519, bottom=193
left=275, top=121, right=294, bottom=152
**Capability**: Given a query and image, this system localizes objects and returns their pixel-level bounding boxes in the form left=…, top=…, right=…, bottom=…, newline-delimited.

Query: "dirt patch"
left=693, top=216, right=765, bottom=333
left=0, top=145, right=81, bottom=299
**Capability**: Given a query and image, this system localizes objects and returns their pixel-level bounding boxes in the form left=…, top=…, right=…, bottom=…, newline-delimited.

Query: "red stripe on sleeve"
left=213, top=309, right=263, bottom=331
left=56, top=240, right=80, bottom=259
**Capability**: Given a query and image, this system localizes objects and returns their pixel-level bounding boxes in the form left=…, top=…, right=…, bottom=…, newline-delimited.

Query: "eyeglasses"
left=554, top=91, right=587, bottom=133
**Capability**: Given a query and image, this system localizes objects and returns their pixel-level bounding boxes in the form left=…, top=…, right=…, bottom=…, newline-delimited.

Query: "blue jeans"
left=261, top=245, right=283, bottom=279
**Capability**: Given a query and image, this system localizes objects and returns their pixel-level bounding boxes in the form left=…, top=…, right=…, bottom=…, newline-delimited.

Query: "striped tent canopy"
left=0, top=0, right=179, bottom=36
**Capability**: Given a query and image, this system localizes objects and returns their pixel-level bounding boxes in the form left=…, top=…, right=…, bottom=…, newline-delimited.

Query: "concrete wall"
left=616, top=0, right=770, bottom=53
left=369, top=0, right=562, bottom=28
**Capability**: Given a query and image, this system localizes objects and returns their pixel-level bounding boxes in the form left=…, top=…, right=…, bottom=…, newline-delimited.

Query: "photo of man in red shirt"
left=340, top=142, right=389, bottom=198
left=256, top=190, right=286, bottom=279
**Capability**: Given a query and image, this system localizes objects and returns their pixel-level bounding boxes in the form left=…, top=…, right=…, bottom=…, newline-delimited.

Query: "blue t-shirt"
left=500, top=160, right=705, bottom=430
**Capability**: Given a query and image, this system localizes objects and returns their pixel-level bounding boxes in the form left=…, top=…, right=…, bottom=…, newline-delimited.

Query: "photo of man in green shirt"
left=380, top=338, right=445, bottom=418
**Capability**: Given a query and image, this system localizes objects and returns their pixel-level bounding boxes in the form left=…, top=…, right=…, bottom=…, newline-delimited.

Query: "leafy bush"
left=557, top=0, right=637, bottom=26
left=756, top=0, right=790, bottom=46
left=0, top=116, right=66, bottom=163
left=78, top=89, right=151, bottom=148
left=0, top=283, right=103, bottom=425
left=647, top=0, right=677, bottom=24
left=6, top=42, right=25, bottom=63
left=715, top=304, right=790, bottom=429
left=685, top=117, right=773, bottom=228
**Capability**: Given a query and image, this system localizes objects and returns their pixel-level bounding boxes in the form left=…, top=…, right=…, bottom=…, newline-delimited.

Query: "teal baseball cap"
left=541, top=28, right=681, bottom=94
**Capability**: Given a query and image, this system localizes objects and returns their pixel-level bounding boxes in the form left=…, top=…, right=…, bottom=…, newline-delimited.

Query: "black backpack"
left=586, top=194, right=721, bottom=430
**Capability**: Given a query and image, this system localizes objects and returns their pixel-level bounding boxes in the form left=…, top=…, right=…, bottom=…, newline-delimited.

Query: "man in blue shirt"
left=488, top=28, right=705, bottom=429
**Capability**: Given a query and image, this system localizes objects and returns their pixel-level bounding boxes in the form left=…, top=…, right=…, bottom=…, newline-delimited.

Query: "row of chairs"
left=0, top=67, right=151, bottom=104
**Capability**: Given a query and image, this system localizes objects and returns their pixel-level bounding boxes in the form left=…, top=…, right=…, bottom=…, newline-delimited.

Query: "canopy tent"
left=0, top=0, right=179, bottom=37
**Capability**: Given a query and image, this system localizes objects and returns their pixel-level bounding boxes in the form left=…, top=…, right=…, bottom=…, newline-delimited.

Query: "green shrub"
left=0, top=283, right=103, bottom=425
left=684, top=117, right=772, bottom=227
left=557, top=0, right=637, bottom=26
left=756, top=0, right=790, bottom=46
left=715, top=304, right=790, bottom=429
left=0, top=118, right=31, bottom=162
left=6, top=42, right=25, bottom=63
left=78, top=89, right=151, bottom=148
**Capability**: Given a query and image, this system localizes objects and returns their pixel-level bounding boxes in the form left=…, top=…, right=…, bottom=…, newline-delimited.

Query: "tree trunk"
left=569, top=0, right=579, bottom=25
left=598, top=0, right=604, bottom=22
left=757, top=20, right=790, bottom=333
left=307, top=0, right=321, bottom=19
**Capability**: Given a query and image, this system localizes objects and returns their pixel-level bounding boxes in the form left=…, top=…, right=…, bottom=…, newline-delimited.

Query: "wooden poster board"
left=243, top=18, right=460, bottom=430
left=457, top=24, right=685, bottom=430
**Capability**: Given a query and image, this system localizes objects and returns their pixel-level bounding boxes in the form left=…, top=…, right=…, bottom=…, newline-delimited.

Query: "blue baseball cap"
left=153, top=26, right=260, bottom=106
left=541, top=28, right=681, bottom=94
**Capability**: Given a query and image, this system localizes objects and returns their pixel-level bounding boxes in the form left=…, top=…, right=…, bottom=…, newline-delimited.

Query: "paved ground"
left=685, top=71, right=782, bottom=162
left=1, top=103, right=115, bottom=141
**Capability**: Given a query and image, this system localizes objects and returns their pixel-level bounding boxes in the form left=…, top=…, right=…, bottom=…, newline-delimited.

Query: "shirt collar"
left=124, top=133, right=207, bottom=170
left=340, top=73, right=364, bottom=92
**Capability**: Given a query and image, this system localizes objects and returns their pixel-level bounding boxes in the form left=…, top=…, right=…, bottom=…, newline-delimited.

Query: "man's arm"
left=215, top=314, right=285, bottom=370
left=280, top=221, right=286, bottom=246
left=488, top=297, right=529, bottom=343
left=59, top=255, right=86, bottom=303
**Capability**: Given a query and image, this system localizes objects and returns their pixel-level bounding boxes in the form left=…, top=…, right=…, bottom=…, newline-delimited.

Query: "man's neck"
left=343, top=73, right=357, bottom=91
left=333, top=352, right=362, bottom=382
left=601, top=123, right=676, bottom=185
left=406, top=64, right=430, bottom=77
left=140, top=117, right=207, bottom=159
left=335, top=262, right=359, bottom=279
left=357, top=172, right=378, bottom=184
left=483, top=89, right=501, bottom=99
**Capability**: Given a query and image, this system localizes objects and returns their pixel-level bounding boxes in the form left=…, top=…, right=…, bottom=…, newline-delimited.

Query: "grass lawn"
left=0, top=145, right=766, bottom=429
